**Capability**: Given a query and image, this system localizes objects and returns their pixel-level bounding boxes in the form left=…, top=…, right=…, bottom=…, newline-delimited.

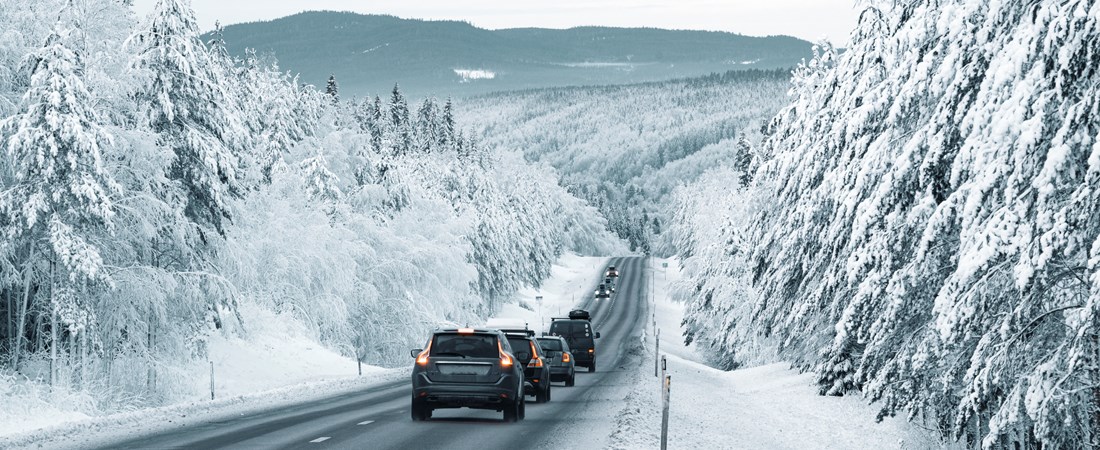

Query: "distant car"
left=501, top=329, right=553, bottom=403
left=536, top=336, right=576, bottom=386
left=594, top=284, right=612, bottom=299
left=605, top=266, right=619, bottom=278
left=549, top=310, right=601, bottom=372
left=410, top=328, right=525, bottom=422
left=603, top=277, right=616, bottom=293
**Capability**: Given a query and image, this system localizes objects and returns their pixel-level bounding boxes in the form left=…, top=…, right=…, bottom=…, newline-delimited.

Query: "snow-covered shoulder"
left=610, top=257, right=959, bottom=450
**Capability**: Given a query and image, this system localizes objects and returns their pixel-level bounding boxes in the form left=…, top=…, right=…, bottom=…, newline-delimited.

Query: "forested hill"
left=459, top=69, right=793, bottom=252
left=211, top=11, right=813, bottom=97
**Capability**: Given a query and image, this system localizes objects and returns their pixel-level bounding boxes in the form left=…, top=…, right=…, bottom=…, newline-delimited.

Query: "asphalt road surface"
left=100, top=256, right=649, bottom=450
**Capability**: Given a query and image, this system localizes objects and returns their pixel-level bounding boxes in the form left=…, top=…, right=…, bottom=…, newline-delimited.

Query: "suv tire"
left=566, top=372, right=575, bottom=387
left=504, top=393, right=525, bottom=422
left=411, top=398, right=430, bottom=421
left=536, top=382, right=550, bottom=403
left=588, top=363, right=596, bottom=373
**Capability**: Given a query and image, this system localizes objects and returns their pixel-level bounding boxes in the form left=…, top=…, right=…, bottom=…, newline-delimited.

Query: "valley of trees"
left=0, top=0, right=621, bottom=412
left=667, top=0, right=1100, bottom=448
left=459, top=70, right=791, bottom=252
left=3, top=0, right=1095, bottom=448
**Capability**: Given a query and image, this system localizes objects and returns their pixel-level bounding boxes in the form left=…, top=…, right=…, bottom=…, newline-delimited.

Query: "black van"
left=548, top=310, right=601, bottom=372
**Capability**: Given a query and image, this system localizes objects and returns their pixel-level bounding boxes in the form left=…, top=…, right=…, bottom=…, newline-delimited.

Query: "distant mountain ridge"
left=212, top=11, right=813, bottom=97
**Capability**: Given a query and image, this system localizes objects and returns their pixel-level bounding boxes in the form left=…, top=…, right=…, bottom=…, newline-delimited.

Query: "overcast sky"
left=132, top=0, right=860, bottom=45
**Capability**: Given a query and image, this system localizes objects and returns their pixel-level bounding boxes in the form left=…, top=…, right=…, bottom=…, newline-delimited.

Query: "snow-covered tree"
left=678, top=1, right=1100, bottom=448
left=415, top=98, right=440, bottom=153
left=1, top=24, right=120, bottom=370
left=129, top=0, right=246, bottom=235
left=325, top=73, right=338, bottom=105
left=389, top=84, right=411, bottom=155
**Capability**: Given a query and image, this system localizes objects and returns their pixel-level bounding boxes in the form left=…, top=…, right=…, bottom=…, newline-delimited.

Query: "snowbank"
left=0, top=302, right=395, bottom=445
left=611, top=258, right=960, bottom=450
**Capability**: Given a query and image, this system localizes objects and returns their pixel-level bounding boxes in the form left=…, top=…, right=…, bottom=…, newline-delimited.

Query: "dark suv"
left=410, top=328, right=525, bottom=422
left=548, top=310, right=601, bottom=372
left=536, top=336, right=576, bottom=386
left=502, top=329, right=553, bottom=403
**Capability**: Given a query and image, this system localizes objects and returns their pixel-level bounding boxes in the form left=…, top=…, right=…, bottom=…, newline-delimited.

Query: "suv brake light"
left=417, top=340, right=432, bottom=366
left=562, top=352, right=571, bottom=363
left=498, top=340, right=514, bottom=368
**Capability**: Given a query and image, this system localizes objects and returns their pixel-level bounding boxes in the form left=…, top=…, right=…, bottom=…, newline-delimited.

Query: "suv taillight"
left=562, top=352, right=571, bottom=363
left=416, top=339, right=433, bottom=366
left=528, top=357, right=544, bottom=368
left=498, top=340, right=513, bottom=368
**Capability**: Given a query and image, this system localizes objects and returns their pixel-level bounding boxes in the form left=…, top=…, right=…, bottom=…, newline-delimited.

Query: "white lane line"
left=357, top=420, right=375, bottom=425
left=310, top=437, right=331, bottom=443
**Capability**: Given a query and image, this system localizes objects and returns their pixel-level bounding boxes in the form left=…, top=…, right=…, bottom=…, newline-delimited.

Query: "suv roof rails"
left=501, top=328, right=535, bottom=337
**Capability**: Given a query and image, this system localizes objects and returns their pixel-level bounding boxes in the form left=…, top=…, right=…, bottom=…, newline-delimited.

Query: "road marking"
left=357, top=420, right=375, bottom=425
left=310, top=437, right=331, bottom=443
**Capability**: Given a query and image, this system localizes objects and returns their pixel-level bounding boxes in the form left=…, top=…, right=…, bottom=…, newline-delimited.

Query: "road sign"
left=662, top=262, right=668, bottom=268
left=535, top=296, right=543, bottom=303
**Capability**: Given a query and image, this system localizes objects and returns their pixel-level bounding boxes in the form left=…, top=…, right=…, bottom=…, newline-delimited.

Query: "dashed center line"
left=310, top=437, right=331, bottom=443
left=357, top=420, right=375, bottom=425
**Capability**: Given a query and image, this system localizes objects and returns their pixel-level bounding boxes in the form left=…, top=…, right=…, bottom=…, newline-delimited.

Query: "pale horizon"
left=131, top=0, right=860, bottom=45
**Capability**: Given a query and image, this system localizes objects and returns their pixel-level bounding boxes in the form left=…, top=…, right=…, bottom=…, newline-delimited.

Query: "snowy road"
left=96, top=256, right=648, bottom=450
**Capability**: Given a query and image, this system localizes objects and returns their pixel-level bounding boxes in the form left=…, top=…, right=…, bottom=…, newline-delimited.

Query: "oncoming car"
left=605, top=266, right=619, bottom=278
left=409, top=328, right=526, bottom=422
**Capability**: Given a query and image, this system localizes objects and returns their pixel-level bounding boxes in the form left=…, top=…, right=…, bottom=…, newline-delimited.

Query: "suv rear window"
left=431, top=334, right=498, bottom=358
left=549, top=321, right=591, bottom=337
left=506, top=337, right=532, bottom=354
left=536, top=339, right=562, bottom=351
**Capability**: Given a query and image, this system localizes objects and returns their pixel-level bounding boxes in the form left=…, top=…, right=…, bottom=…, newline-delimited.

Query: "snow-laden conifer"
left=679, top=1, right=1100, bottom=447
left=128, top=0, right=246, bottom=234
left=1, top=24, right=119, bottom=281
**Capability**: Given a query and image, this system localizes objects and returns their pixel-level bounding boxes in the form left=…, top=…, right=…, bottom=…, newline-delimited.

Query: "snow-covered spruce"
left=676, top=1, right=1100, bottom=448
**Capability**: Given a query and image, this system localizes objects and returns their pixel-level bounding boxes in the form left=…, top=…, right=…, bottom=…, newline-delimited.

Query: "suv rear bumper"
left=522, top=368, right=549, bottom=395
left=549, top=365, right=572, bottom=381
left=574, top=354, right=594, bottom=367
left=412, top=373, right=520, bottom=410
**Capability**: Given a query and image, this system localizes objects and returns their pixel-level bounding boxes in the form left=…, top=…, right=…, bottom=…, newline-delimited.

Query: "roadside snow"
left=0, top=302, right=398, bottom=447
left=0, top=369, right=406, bottom=450
left=612, top=257, right=960, bottom=450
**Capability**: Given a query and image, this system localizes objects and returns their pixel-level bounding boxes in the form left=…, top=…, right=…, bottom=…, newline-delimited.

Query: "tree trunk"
left=12, top=272, right=31, bottom=372
left=147, top=309, right=156, bottom=393
left=49, top=262, right=57, bottom=387
left=79, top=327, right=87, bottom=391
left=5, top=288, right=11, bottom=363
